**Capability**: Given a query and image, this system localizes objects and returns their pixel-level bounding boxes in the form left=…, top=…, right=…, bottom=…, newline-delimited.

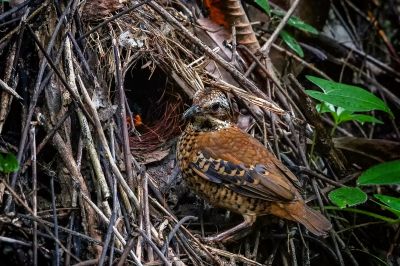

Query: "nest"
left=128, top=89, right=184, bottom=158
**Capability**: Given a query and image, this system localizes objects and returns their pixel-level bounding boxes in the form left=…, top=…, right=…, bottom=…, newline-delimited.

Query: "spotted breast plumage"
left=177, top=88, right=332, bottom=242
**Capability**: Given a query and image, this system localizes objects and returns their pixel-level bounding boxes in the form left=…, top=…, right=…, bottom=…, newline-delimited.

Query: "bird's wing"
left=189, top=127, right=300, bottom=202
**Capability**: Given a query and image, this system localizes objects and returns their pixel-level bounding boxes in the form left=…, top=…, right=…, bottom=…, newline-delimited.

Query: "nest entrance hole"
left=123, top=63, right=186, bottom=155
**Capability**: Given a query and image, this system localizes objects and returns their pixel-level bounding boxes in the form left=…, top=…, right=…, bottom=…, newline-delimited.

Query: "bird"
left=176, top=88, right=332, bottom=242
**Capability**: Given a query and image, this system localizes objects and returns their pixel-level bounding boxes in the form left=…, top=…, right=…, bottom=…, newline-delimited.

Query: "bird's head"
left=183, top=88, right=232, bottom=129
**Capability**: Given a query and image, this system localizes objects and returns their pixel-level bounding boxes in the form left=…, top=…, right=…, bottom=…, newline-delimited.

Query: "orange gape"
left=126, top=114, right=143, bottom=131
left=177, top=89, right=332, bottom=242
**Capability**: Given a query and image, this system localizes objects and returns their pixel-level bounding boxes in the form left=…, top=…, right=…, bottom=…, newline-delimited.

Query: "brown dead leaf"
left=194, top=18, right=240, bottom=87
left=142, top=148, right=170, bottom=164
left=197, top=18, right=232, bottom=60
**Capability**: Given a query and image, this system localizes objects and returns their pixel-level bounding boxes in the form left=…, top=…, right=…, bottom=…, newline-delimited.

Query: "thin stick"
left=161, top=216, right=198, bottom=255
left=30, top=126, right=38, bottom=266
left=141, top=169, right=154, bottom=261
left=77, top=74, right=139, bottom=209
left=98, top=170, right=118, bottom=266
left=77, top=0, right=152, bottom=41
left=112, top=35, right=134, bottom=188
left=261, top=0, right=301, bottom=54
left=24, top=24, right=93, bottom=123
left=6, top=4, right=73, bottom=212
left=80, top=192, right=142, bottom=265
left=0, top=78, right=22, bottom=99
left=1, top=180, right=81, bottom=262
left=50, top=175, right=60, bottom=266
left=136, top=229, right=171, bottom=266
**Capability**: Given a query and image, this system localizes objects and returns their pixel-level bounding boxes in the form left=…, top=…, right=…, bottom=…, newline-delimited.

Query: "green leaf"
left=347, top=114, right=383, bottom=124
left=334, top=109, right=383, bottom=125
left=271, top=10, right=318, bottom=34
left=0, top=153, right=19, bottom=173
left=328, top=187, right=367, bottom=208
left=316, top=102, right=335, bottom=114
left=255, top=0, right=271, bottom=16
left=286, top=15, right=318, bottom=34
left=358, top=160, right=400, bottom=185
left=374, top=194, right=400, bottom=217
left=305, top=76, right=393, bottom=116
left=279, top=30, right=304, bottom=57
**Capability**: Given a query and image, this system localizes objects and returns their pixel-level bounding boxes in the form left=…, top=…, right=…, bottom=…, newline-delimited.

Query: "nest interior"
left=124, top=63, right=186, bottom=159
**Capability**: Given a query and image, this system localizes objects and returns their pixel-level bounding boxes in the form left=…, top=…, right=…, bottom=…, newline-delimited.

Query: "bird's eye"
left=210, top=102, right=221, bottom=111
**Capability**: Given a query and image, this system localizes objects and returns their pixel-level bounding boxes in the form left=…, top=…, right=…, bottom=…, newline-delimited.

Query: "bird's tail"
left=290, top=204, right=332, bottom=236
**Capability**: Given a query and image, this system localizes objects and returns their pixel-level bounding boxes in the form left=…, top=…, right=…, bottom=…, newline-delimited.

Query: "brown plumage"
left=177, top=88, right=332, bottom=241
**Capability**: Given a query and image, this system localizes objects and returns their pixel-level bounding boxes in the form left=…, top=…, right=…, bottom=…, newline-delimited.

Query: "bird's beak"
left=182, top=105, right=201, bottom=120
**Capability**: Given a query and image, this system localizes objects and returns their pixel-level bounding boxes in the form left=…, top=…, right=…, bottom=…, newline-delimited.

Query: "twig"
left=1, top=180, right=81, bottom=262
left=30, top=126, right=38, bottom=266
left=20, top=109, right=71, bottom=173
left=0, top=3, right=46, bottom=46
left=0, top=0, right=29, bottom=21
left=141, top=169, right=154, bottom=262
left=0, top=78, right=22, bottom=99
left=112, top=35, right=135, bottom=189
left=24, top=24, right=94, bottom=123
left=19, top=214, right=105, bottom=247
left=5, top=3, right=72, bottom=212
left=65, top=211, right=76, bottom=266
left=161, top=216, right=198, bottom=255
left=270, top=43, right=332, bottom=80
left=80, top=192, right=142, bottom=265
left=288, top=74, right=347, bottom=174
left=0, top=236, right=31, bottom=247
left=77, top=0, right=152, bottom=41
left=148, top=196, right=220, bottom=264
left=65, top=38, right=111, bottom=200
left=296, top=167, right=345, bottom=188
left=98, top=170, right=118, bottom=266
left=289, top=237, right=298, bottom=266
left=50, top=176, right=60, bottom=266
left=117, top=237, right=136, bottom=266
left=77, top=73, right=140, bottom=210
left=261, top=0, right=301, bottom=54
left=137, top=229, right=171, bottom=266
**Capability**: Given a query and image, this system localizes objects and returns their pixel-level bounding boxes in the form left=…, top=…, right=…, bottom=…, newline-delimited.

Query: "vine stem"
left=325, top=206, right=400, bottom=224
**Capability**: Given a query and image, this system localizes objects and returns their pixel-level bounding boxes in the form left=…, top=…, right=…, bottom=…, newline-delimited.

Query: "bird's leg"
left=204, top=215, right=256, bottom=242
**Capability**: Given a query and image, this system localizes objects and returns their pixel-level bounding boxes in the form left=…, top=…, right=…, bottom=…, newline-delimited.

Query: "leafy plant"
left=271, top=9, right=318, bottom=57
left=271, top=10, right=318, bottom=34
left=328, top=160, right=400, bottom=223
left=358, top=160, right=400, bottom=185
left=305, top=76, right=398, bottom=221
left=305, top=75, right=392, bottom=134
left=254, top=0, right=270, bottom=16
left=256, top=3, right=318, bottom=57
left=0, top=152, right=19, bottom=173
left=328, top=187, right=367, bottom=209
left=279, top=30, right=304, bottom=57
left=373, top=194, right=400, bottom=218
left=306, top=76, right=392, bottom=114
